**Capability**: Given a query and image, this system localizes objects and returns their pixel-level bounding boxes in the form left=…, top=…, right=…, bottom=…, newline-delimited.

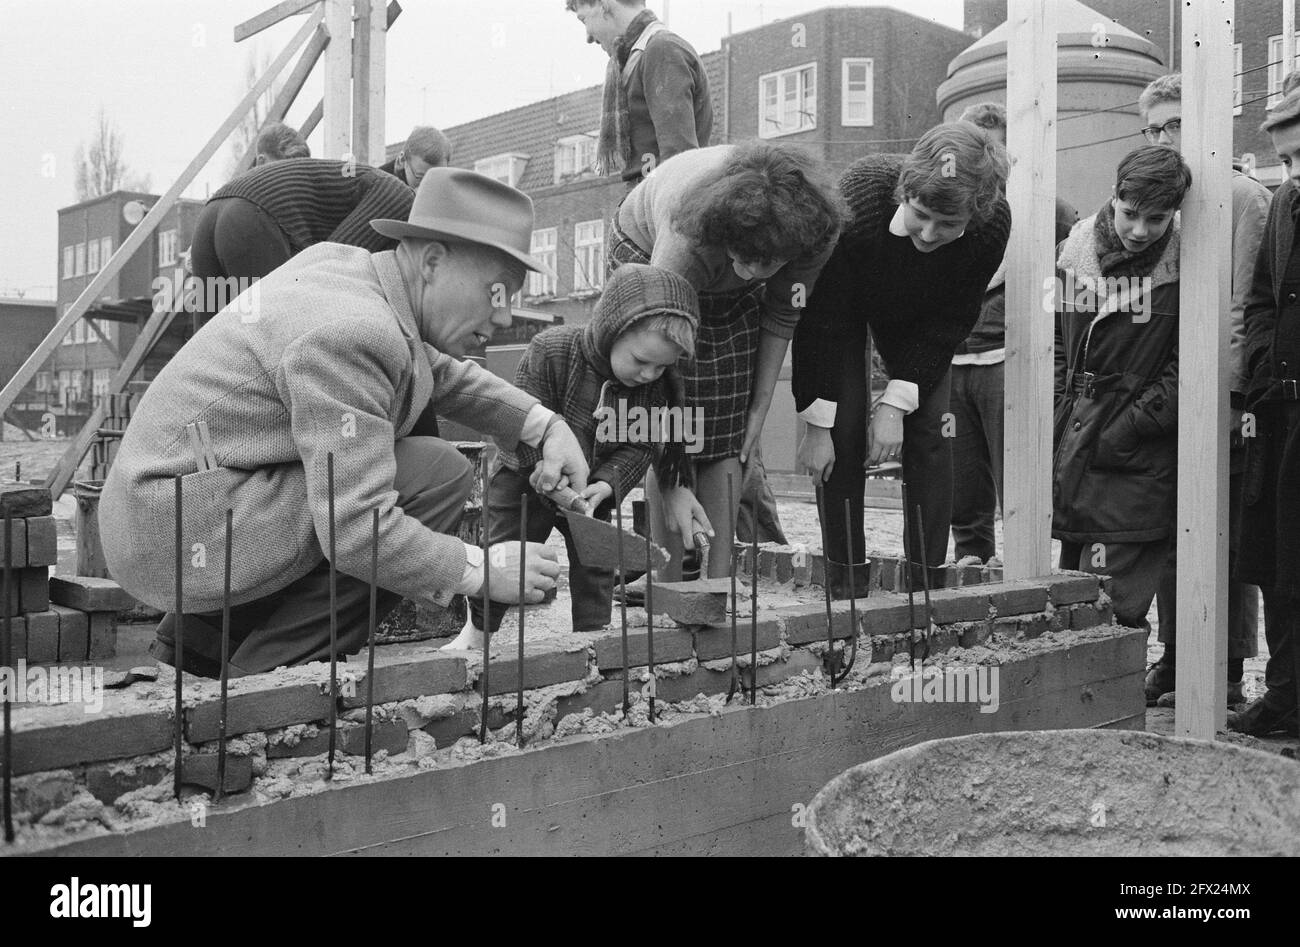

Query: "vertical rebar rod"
left=173, top=475, right=184, bottom=800
left=750, top=506, right=758, bottom=706
left=841, top=497, right=858, bottom=687
left=216, top=508, right=232, bottom=803
left=364, top=507, right=378, bottom=774
left=915, top=503, right=933, bottom=662
left=2, top=512, right=14, bottom=842
left=644, top=484, right=656, bottom=723
left=478, top=453, right=492, bottom=744
left=901, top=480, right=920, bottom=670
left=614, top=482, right=630, bottom=717
left=726, top=472, right=738, bottom=703
left=326, top=453, right=337, bottom=779
left=516, top=494, right=527, bottom=747
left=815, top=484, right=834, bottom=669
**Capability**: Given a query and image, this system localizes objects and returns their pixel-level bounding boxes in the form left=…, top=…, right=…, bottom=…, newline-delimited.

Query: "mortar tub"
left=805, top=729, right=1300, bottom=856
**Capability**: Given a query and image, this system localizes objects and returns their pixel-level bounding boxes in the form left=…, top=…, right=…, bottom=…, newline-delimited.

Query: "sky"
left=0, top=0, right=965, bottom=299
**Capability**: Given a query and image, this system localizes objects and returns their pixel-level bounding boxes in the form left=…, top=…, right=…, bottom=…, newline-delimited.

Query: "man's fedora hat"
left=371, top=167, right=556, bottom=277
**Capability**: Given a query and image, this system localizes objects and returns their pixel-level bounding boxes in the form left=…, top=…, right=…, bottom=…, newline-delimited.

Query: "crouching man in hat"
left=100, top=169, right=587, bottom=676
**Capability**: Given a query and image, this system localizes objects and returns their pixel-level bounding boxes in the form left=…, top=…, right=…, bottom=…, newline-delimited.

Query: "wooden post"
left=350, top=0, right=371, bottom=165
left=1002, top=0, right=1057, bottom=580
left=366, top=0, right=386, bottom=165
left=1176, top=0, right=1233, bottom=739
left=1285, top=0, right=1295, bottom=91
left=322, top=0, right=352, bottom=159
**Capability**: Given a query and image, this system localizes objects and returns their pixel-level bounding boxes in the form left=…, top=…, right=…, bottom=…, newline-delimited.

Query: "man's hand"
left=480, top=541, right=560, bottom=604
left=798, top=425, right=835, bottom=481
left=866, top=404, right=905, bottom=466
left=660, top=485, right=713, bottom=543
left=529, top=418, right=589, bottom=495
left=739, top=402, right=770, bottom=465
left=579, top=480, right=613, bottom=514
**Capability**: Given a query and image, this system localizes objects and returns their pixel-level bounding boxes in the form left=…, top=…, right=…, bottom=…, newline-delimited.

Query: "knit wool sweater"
left=213, top=158, right=414, bottom=253
left=792, top=154, right=1011, bottom=409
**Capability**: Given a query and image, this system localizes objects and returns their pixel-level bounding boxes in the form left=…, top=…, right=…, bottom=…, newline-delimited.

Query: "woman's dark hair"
left=894, top=122, right=1010, bottom=224
left=1114, top=145, right=1192, bottom=212
left=673, top=142, right=848, bottom=265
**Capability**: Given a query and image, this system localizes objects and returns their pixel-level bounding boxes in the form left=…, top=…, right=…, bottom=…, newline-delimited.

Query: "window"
left=72, top=319, right=85, bottom=344
left=62, top=246, right=74, bottom=279
left=158, top=229, right=178, bottom=267
left=58, top=370, right=72, bottom=405
left=759, top=63, right=817, bottom=138
left=1233, top=43, right=1243, bottom=116
left=573, top=219, right=605, bottom=292
left=35, top=372, right=49, bottom=393
left=92, top=368, right=112, bottom=402
left=554, top=133, right=598, bottom=184
left=1268, top=33, right=1300, bottom=108
left=474, top=153, right=528, bottom=187
left=87, top=238, right=100, bottom=273
left=99, top=236, right=113, bottom=269
left=74, top=242, right=86, bottom=276
left=529, top=228, right=558, bottom=296
left=842, top=59, right=874, bottom=126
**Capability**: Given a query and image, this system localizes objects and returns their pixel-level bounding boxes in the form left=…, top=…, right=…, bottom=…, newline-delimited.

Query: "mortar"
left=805, top=729, right=1300, bottom=856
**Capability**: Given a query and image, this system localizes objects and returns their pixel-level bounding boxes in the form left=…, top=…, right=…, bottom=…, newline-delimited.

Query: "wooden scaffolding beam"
left=1002, top=0, right=1057, bottom=580
left=1175, top=0, right=1234, bottom=739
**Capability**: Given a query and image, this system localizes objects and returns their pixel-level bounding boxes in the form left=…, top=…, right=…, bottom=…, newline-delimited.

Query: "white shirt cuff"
left=454, top=542, right=486, bottom=597
left=877, top=379, right=919, bottom=414
left=519, top=404, right=556, bottom=448
left=798, top=398, right=837, bottom=429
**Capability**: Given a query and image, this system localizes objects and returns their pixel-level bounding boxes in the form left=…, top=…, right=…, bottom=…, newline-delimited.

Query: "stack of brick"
left=0, top=483, right=123, bottom=665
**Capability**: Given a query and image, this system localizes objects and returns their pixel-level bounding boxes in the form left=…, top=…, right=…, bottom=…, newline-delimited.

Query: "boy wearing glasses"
left=1135, top=74, right=1271, bottom=709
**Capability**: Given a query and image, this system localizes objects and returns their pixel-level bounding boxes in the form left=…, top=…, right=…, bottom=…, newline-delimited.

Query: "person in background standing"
left=1135, top=73, right=1269, bottom=709
left=949, top=102, right=1079, bottom=564
left=380, top=125, right=453, bottom=189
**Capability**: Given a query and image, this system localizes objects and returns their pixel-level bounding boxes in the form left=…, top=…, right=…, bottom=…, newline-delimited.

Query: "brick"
left=755, top=649, right=824, bottom=687
left=926, top=588, right=991, bottom=625
left=653, top=666, right=732, bottom=703
left=778, top=602, right=856, bottom=645
left=0, top=483, right=53, bottom=518
left=983, top=566, right=1005, bottom=583
left=181, top=753, right=254, bottom=795
left=592, top=625, right=694, bottom=670
left=958, top=621, right=992, bottom=648
left=694, top=617, right=781, bottom=661
left=1096, top=601, right=1114, bottom=626
left=651, top=579, right=729, bottom=625
left=1038, top=573, right=1101, bottom=606
left=989, top=581, right=1051, bottom=617
left=48, top=575, right=134, bottom=612
left=858, top=595, right=920, bottom=637
left=1, top=567, right=47, bottom=617
left=563, top=512, right=668, bottom=573
left=87, top=612, right=117, bottom=659
left=481, top=641, right=589, bottom=696
left=50, top=605, right=88, bottom=662
left=940, top=565, right=962, bottom=588
left=2, top=615, right=26, bottom=660
left=24, top=516, right=57, bottom=568
left=12, top=703, right=174, bottom=775
left=0, top=518, right=26, bottom=567
left=24, top=609, right=59, bottom=664
left=186, top=676, right=334, bottom=743
left=267, top=718, right=408, bottom=759
left=1020, top=614, right=1052, bottom=639
left=809, top=553, right=826, bottom=587
left=875, top=557, right=899, bottom=591
left=421, top=709, right=481, bottom=747
left=958, top=565, right=984, bottom=586
left=1069, top=604, right=1103, bottom=630
left=85, top=759, right=170, bottom=805
left=555, top=677, right=627, bottom=721
left=338, top=652, right=468, bottom=708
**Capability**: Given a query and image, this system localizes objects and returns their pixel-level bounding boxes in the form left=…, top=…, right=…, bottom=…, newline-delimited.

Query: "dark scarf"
left=596, top=9, right=659, bottom=176
left=1093, top=199, right=1175, bottom=280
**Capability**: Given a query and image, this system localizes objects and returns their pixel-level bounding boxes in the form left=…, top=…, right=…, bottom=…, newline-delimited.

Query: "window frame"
left=572, top=219, right=605, bottom=293
left=758, top=62, right=817, bottom=139
left=841, top=58, right=874, bottom=127
left=1267, top=32, right=1300, bottom=109
left=63, top=246, right=74, bottom=280
left=528, top=227, right=558, bottom=297
left=74, top=242, right=86, bottom=277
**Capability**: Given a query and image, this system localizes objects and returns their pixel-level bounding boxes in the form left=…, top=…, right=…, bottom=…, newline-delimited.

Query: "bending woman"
left=793, top=123, right=1011, bottom=596
left=608, top=142, right=847, bottom=577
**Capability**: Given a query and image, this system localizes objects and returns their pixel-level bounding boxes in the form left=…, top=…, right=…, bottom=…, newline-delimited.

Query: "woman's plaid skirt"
left=606, top=218, right=763, bottom=463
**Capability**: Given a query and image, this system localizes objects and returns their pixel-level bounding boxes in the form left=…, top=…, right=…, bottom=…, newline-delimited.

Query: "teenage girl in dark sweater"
left=793, top=123, right=1011, bottom=594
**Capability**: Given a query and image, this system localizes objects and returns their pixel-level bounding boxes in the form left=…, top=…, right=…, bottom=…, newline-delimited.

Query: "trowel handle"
left=544, top=484, right=590, bottom=514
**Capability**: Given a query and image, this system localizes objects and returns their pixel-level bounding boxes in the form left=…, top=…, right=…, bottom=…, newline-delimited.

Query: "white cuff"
left=877, top=380, right=919, bottom=415
left=519, top=404, right=555, bottom=448
left=454, top=542, right=486, bottom=597
left=798, top=398, right=837, bottom=429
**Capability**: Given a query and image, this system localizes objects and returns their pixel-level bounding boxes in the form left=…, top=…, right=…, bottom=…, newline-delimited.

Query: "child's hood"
left=580, top=263, right=700, bottom=379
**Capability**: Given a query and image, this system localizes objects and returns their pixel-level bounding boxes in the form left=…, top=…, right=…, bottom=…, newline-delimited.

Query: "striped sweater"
left=212, top=158, right=414, bottom=253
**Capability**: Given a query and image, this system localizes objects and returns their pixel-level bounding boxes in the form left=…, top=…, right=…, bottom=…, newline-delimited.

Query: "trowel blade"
left=559, top=509, right=670, bottom=572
